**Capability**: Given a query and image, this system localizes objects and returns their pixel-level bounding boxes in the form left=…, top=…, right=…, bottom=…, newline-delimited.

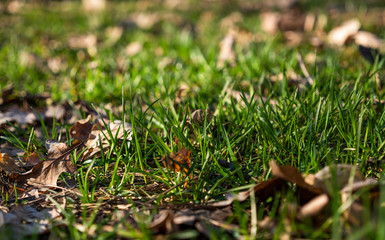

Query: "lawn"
left=1, top=0, right=385, bottom=239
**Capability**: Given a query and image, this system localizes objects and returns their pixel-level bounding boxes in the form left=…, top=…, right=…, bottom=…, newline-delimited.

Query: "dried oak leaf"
left=9, top=140, right=76, bottom=186
left=162, top=148, right=191, bottom=173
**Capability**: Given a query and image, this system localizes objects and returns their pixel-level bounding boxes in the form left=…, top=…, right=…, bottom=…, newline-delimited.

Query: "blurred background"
left=1, top=0, right=385, bottom=105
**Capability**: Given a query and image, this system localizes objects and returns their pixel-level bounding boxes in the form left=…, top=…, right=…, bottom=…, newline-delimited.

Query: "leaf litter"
left=2, top=2, right=385, bottom=239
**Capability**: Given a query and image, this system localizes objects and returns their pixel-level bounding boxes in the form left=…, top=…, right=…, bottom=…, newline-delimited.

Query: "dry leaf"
left=9, top=140, right=76, bottom=186
left=270, top=160, right=323, bottom=201
left=84, top=120, right=133, bottom=159
left=261, top=12, right=280, bottom=34
left=220, top=12, right=243, bottom=30
left=70, top=115, right=93, bottom=142
left=313, top=164, right=363, bottom=194
left=340, top=178, right=378, bottom=226
left=82, top=0, right=105, bottom=12
left=0, top=153, right=22, bottom=174
left=0, top=106, right=38, bottom=127
left=7, top=0, right=23, bottom=14
left=24, top=152, right=43, bottom=166
left=68, top=34, right=97, bottom=49
left=217, top=30, right=236, bottom=68
left=327, top=19, right=360, bottom=47
left=284, top=31, right=304, bottom=46
left=127, top=13, right=160, bottom=30
left=149, top=210, right=175, bottom=233
left=354, top=31, right=383, bottom=49
left=354, top=31, right=383, bottom=63
left=0, top=205, right=54, bottom=237
left=278, top=10, right=307, bottom=32
left=125, top=42, right=143, bottom=56
left=105, top=26, right=123, bottom=45
left=187, top=109, right=214, bottom=126
left=47, top=57, right=66, bottom=73
left=162, top=148, right=191, bottom=173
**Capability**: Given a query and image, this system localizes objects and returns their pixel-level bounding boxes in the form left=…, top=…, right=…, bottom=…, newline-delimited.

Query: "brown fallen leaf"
left=82, top=0, right=105, bottom=12
left=270, top=160, right=323, bottom=201
left=0, top=205, right=55, bottom=237
left=260, top=12, right=280, bottom=34
left=313, top=164, right=363, bottom=194
left=125, top=42, right=143, bottom=56
left=70, top=115, right=93, bottom=142
left=340, top=178, right=378, bottom=226
left=354, top=31, right=383, bottom=49
left=23, top=151, right=44, bottom=166
left=68, top=34, right=97, bottom=49
left=9, top=140, right=76, bottom=186
left=126, top=13, right=160, bottom=30
left=260, top=10, right=311, bottom=34
left=220, top=12, right=243, bottom=30
left=0, top=153, right=22, bottom=174
left=217, top=30, right=236, bottom=68
left=84, top=120, right=133, bottom=159
left=327, top=19, right=360, bottom=47
left=354, top=31, right=384, bottom=63
left=186, top=109, right=214, bottom=126
left=149, top=210, right=176, bottom=233
left=7, top=0, right=23, bottom=14
left=162, top=148, right=191, bottom=174
left=104, top=26, right=123, bottom=46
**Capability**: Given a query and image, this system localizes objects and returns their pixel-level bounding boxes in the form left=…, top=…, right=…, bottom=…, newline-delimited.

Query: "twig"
left=145, top=176, right=198, bottom=205
left=297, top=51, right=314, bottom=86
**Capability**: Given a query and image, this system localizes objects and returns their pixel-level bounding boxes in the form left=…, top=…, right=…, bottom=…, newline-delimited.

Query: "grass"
left=1, top=0, right=385, bottom=239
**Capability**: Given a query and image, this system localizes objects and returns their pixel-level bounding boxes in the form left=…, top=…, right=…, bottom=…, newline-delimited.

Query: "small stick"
left=297, top=52, right=314, bottom=86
